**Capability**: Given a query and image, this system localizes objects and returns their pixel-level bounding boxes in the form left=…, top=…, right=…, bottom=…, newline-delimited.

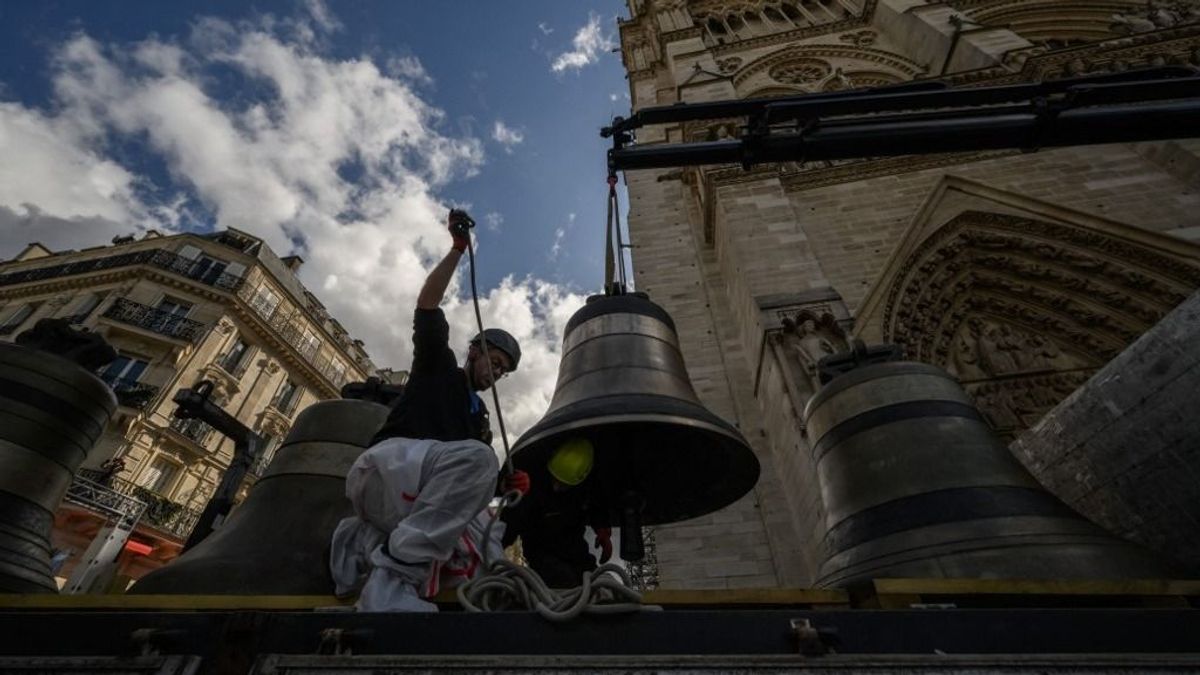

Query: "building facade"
left=618, top=0, right=1200, bottom=588
left=0, top=228, right=377, bottom=587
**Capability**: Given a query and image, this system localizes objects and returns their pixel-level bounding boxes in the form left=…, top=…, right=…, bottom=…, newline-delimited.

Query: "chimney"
left=281, top=255, right=305, bottom=272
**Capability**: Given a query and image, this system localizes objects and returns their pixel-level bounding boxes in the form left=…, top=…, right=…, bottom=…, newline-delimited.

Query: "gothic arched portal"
left=881, top=210, right=1200, bottom=439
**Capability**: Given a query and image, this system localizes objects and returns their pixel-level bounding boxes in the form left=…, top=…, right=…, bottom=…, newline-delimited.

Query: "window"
left=152, top=297, right=192, bottom=334
left=298, top=327, right=321, bottom=359
left=156, top=297, right=192, bottom=317
left=69, top=293, right=104, bottom=324
left=100, top=356, right=149, bottom=384
left=188, top=255, right=228, bottom=285
left=248, top=285, right=281, bottom=318
left=138, top=456, right=180, bottom=494
left=330, top=359, right=346, bottom=384
left=219, top=337, right=251, bottom=374
left=252, top=433, right=281, bottom=475
left=0, top=303, right=39, bottom=336
left=273, top=379, right=300, bottom=413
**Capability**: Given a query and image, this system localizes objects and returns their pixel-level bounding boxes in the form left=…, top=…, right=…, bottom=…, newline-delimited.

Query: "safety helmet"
left=547, top=438, right=594, bottom=486
left=470, top=328, right=521, bottom=371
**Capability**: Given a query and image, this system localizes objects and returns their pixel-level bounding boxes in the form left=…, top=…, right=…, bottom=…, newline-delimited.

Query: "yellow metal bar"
left=872, top=578, right=1200, bottom=597
left=0, top=588, right=848, bottom=611
left=0, top=595, right=352, bottom=610
left=641, top=588, right=848, bottom=606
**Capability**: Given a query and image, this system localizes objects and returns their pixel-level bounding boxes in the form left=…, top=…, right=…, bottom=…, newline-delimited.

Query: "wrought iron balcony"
left=100, top=375, right=160, bottom=410
left=0, top=247, right=244, bottom=292
left=237, top=284, right=352, bottom=391
left=71, top=469, right=202, bottom=540
left=102, top=298, right=206, bottom=342
left=170, top=416, right=215, bottom=446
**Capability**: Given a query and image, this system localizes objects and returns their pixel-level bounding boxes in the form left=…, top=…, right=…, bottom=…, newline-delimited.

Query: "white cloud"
left=303, top=0, right=342, bottom=33
left=0, top=8, right=586, bottom=436
left=484, top=211, right=503, bottom=232
left=550, top=212, right=576, bottom=260
left=387, top=55, right=434, bottom=87
left=551, top=13, right=616, bottom=73
left=491, top=120, right=525, bottom=153
left=537, top=22, right=554, bottom=35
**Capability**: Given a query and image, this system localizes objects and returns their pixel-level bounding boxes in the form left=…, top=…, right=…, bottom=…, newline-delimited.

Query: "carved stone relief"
left=882, top=210, right=1200, bottom=439
left=759, top=291, right=853, bottom=424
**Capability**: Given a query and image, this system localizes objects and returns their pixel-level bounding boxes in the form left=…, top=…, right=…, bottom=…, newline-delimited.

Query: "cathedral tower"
left=618, top=0, right=1200, bottom=588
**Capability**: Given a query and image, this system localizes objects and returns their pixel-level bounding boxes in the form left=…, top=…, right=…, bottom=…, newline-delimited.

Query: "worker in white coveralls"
left=330, top=209, right=531, bottom=611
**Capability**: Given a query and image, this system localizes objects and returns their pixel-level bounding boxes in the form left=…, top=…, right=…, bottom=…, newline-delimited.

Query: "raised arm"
left=416, top=210, right=472, bottom=310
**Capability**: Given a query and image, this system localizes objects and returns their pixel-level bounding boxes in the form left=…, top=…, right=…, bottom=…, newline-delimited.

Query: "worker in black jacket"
left=502, top=439, right=613, bottom=587
left=330, top=209, right=529, bottom=611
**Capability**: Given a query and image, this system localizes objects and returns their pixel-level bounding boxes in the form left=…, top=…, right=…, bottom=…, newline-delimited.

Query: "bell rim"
left=512, top=411, right=749, bottom=454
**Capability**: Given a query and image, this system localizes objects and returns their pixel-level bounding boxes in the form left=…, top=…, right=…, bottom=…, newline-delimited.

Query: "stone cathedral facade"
left=618, top=0, right=1200, bottom=588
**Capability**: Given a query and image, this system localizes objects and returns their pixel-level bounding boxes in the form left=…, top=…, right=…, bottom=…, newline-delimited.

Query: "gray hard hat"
left=471, top=328, right=521, bottom=371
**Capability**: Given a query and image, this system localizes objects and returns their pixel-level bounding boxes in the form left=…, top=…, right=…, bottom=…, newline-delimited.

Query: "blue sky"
left=0, top=0, right=631, bottom=434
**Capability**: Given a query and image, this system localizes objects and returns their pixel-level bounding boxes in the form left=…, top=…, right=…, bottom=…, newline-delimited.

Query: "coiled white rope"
left=457, top=559, right=657, bottom=621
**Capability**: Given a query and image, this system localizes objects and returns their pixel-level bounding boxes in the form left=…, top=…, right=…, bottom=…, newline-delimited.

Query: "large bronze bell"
left=804, top=358, right=1173, bottom=588
left=512, top=292, right=760, bottom=559
left=0, top=342, right=117, bottom=593
left=131, top=399, right=389, bottom=594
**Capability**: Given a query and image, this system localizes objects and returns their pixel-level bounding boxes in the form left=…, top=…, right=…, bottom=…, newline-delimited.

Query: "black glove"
left=448, top=209, right=473, bottom=252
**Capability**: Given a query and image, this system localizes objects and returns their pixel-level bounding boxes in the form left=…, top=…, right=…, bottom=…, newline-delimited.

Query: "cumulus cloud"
left=551, top=13, right=616, bottom=73
left=491, top=120, right=525, bottom=153
left=387, top=55, right=434, bottom=87
left=0, top=6, right=585, bottom=435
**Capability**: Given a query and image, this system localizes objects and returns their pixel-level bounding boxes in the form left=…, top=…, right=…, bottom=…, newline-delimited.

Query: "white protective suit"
left=329, top=436, right=506, bottom=612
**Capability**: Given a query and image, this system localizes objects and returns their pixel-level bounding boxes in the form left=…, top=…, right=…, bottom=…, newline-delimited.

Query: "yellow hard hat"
left=547, top=438, right=594, bottom=486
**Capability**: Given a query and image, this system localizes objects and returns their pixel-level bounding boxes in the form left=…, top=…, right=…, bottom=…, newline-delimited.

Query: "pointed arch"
left=879, top=209, right=1200, bottom=438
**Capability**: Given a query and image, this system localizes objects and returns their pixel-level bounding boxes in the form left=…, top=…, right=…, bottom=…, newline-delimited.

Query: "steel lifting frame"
left=171, top=380, right=263, bottom=552
left=603, top=67, right=1200, bottom=173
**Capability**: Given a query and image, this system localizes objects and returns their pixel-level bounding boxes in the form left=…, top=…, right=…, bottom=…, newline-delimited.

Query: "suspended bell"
left=0, top=341, right=117, bottom=593
left=131, top=399, right=389, bottom=594
left=511, top=292, right=760, bottom=561
left=804, top=357, right=1174, bottom=589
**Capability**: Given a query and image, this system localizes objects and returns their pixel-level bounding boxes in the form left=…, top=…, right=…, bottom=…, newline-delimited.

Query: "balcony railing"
left=102, top=298, right=206, bottom=342
left=74, top=468, right=202, bottom=540
left=99, top=375, right=160, bottom=410
left=0, top=247, right=244, bottom=292
left=237, top=284, right=352, bottom=391
left=170, top=417, right=215, bottom=446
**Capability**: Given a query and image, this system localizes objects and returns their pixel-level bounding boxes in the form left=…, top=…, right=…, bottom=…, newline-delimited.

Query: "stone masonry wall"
left=789, top=144, right=1200, bottom=315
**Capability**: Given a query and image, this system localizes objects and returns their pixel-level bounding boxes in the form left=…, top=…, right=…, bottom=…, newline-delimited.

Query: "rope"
left=457, top=559, right=657, bottom=621
left=463, top=226, right=513, bottom=476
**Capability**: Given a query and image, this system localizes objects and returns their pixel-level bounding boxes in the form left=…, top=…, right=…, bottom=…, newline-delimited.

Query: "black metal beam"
left=172, top=380, right=263, bottom=551
left=608, top=67, right=1197, bottom=133
left=608, top=99, right=1200, bottom=172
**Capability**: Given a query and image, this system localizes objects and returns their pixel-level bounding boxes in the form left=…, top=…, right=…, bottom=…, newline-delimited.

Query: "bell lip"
left=512, top=411, right=750, bottom=454
left=511, top=412, right=761, bottom=526
left=565, top=293, right=677, bottom=336
left=804, top=360, right=951, bottom=420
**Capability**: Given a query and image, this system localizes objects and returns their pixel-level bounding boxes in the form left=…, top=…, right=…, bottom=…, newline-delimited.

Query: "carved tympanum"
left=882, top=210, right=1200, bottom=439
